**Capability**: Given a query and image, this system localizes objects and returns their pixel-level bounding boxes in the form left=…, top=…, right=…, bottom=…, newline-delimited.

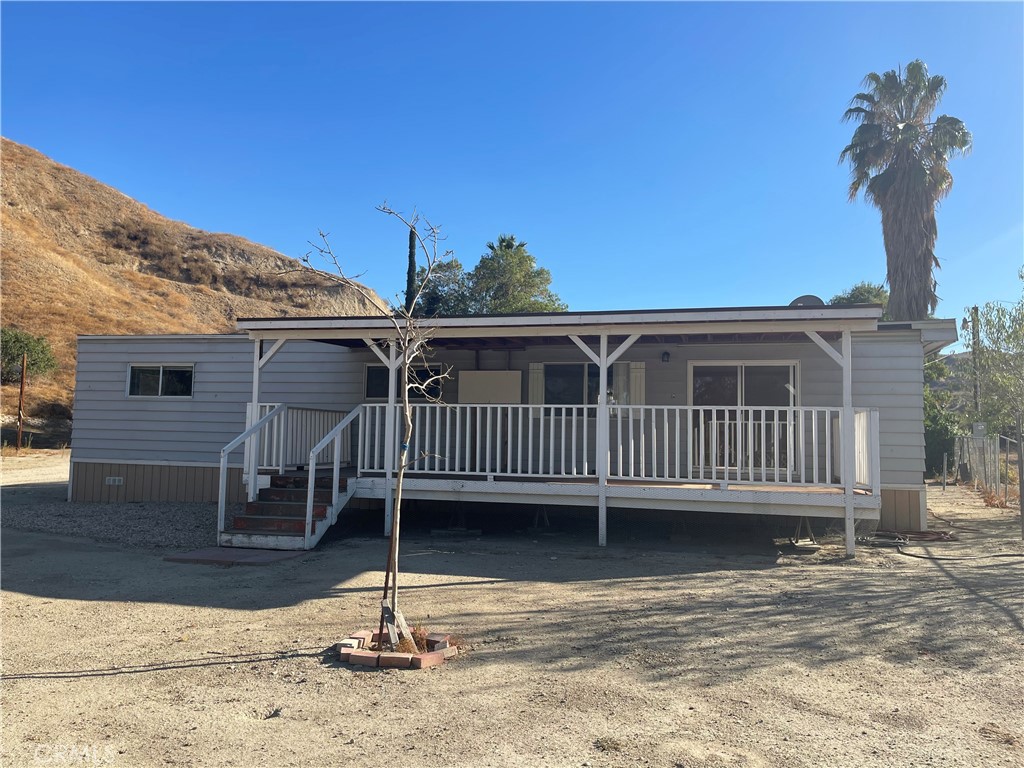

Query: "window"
left=542, top=363, right=608, bottom=405
left=690, top=363, right=796, bottom=406
left=127, top=365, right=194, bottom=398
left=364, top=365, right=441, bottom=400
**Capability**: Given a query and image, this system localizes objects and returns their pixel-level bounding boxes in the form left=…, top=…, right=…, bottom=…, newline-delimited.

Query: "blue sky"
left=3, top=2, right=1022, bottom=326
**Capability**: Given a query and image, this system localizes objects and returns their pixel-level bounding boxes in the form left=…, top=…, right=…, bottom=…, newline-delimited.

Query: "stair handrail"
left=304, top=406, right=363, bottom=549
left=218, top=403, right=288, bottom=537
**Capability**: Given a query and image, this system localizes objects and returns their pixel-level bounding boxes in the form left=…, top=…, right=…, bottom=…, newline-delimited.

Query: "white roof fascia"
left=237, top=307, right=881, bottom=340
left=876, top=318, right=958, bottom=356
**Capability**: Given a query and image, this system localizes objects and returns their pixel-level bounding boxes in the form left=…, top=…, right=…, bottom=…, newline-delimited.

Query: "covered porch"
left=222, top=305, right=884, bottom=553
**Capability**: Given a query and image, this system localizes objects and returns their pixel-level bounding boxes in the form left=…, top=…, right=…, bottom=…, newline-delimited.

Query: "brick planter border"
left=334, top=631, right=458, bottom=670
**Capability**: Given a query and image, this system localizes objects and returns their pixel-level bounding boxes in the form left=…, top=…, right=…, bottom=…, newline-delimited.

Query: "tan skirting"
left=879, top=487, right=926, bottom=531
left=70, top=462, right=245, bottom=503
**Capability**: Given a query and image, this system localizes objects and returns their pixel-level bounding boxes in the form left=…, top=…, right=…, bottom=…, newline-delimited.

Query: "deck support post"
left=841, top=330, right=855, bottom=556
left=246, top=337, right=288, bottom=502
left=597, top=335, right=609, bottom=546
left=572, top=333, right=639, bottom=547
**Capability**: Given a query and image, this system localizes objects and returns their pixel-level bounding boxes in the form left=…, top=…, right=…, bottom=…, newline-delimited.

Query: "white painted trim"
left=841, top=330, right=855, bottom=555
left=881, top=483, right=928, bottom=491
left=569, top=335, right=600, bottom=365
left=364, top=338, right=391, bottom=366
left=805, top=331, right=844, bottom=366
left=258, top=337, right=287, bottom=368
left=243, top=318, right=880, bottom=343
left=238, top=306, right=881, bottom=334
left=349, top=477, right=882, bottom=520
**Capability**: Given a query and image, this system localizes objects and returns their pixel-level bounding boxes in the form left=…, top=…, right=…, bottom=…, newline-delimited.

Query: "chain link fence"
left=952, top=432, right=1020, bottom=507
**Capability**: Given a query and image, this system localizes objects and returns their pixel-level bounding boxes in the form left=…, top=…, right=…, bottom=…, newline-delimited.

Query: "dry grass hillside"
left=0, top=137, right=383, bottom=421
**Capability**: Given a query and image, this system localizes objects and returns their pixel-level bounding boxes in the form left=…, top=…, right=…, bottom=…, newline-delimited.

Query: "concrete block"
left=442, top=645, right=458, bottom=659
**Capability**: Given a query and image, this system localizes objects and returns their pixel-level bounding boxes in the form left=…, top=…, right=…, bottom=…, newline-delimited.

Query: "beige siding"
left=70, top=462, right=245, bottom=503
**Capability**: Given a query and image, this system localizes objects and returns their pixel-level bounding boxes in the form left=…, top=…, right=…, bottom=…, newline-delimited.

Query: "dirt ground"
left=2, top=455, right=1022, bottom=767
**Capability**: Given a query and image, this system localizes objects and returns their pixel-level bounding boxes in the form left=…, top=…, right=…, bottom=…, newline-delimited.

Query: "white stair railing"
left=218, top=403, right=287, bottom=537
left=304, top=406, right=363, bottom=549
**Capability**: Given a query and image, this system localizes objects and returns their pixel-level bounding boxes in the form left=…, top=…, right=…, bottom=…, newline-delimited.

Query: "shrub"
left=0, top=327, right=58, bottom=383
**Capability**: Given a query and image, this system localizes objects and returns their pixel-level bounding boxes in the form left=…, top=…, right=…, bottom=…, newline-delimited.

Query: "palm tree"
left=840, top=60, right=972, bottom=321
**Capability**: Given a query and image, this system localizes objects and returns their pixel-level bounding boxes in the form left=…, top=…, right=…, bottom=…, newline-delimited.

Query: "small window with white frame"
left=127, top=364, right=194, bottom=398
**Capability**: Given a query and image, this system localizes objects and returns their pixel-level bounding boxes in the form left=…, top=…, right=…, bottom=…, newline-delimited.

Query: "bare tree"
left=302, top=203, right=453, bottom=649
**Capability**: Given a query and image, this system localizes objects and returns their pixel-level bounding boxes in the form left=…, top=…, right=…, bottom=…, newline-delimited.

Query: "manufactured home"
left=69, top=303, right=957, bottom=555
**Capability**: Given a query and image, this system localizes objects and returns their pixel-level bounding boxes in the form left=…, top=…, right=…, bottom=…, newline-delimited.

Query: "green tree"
left=414, top=257, right=472, bottom=317
left=923, top=355, right=959, bottom=475
left=829, top=281, right=890, bottom=317
left=964, top=268, right=1024, bottom=434
left=840, top=60, right=972, bottom=321
left=0, top=327, right=58, bottom=383
left=468, top=235, right=567, bottom=314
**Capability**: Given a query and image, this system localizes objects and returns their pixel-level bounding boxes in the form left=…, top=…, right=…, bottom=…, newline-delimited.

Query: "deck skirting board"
left=69, top=461, right=245, bottom=503
left=351, top=477, right=880, bottom=520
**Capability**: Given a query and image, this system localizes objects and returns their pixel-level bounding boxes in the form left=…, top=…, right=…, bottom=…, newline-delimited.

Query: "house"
left=68, top=303, right=958, bottom=555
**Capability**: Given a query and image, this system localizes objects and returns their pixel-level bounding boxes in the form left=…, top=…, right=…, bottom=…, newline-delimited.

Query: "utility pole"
left=970, top=305, right=981, bottom=419
left=16, top=353, right=27, bottom=452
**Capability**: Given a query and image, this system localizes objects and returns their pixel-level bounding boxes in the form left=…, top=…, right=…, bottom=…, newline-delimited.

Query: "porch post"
left=570, top=333, right=639, bottom=548
left=383, top=342, right=398, bottom=536
left=597, top=335, right=609, bottom=547
left=842, top=330, right=855, bottom=556
left=247, top=338, right=262, bottom=502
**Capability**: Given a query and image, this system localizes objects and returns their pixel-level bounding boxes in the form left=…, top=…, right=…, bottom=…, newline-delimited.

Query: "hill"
left=0, top=137, right=384, bottom=427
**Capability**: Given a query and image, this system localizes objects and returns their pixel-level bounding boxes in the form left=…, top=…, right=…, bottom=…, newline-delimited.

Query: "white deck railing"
left=360, top=404, right=598, bottom=477
left=610, top=406, right=847, bottom=486
left=358, top=403, right=880, bottom=492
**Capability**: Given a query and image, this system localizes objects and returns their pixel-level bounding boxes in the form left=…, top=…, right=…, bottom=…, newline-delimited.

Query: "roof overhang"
left=237, top=305, right=883, bottom=345
left=878, top=318, right=959, bottom=356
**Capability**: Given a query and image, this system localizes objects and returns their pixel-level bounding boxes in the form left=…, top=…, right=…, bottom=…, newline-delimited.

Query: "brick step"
left=269, top=474, right=348, bottom=491
left=244, top=501, right=327, bottom=519
left=230, top=514, right=326, bottom=535
left=258, top=487, right=334, bottom=504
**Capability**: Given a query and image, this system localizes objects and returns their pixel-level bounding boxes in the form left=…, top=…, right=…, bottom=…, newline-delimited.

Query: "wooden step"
left=229, top=514, right=326, bottom=535
left=258, top=486, right=334, bottom=504
left=244, top=501, right=327, bottom=519
left=269, top=474, right=348, bottom=491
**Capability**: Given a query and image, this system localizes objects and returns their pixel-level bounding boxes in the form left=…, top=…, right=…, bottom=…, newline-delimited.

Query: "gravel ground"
left=1, top=453, right=223, bottom=551
left=2, top=456, right=1022, bottom=767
